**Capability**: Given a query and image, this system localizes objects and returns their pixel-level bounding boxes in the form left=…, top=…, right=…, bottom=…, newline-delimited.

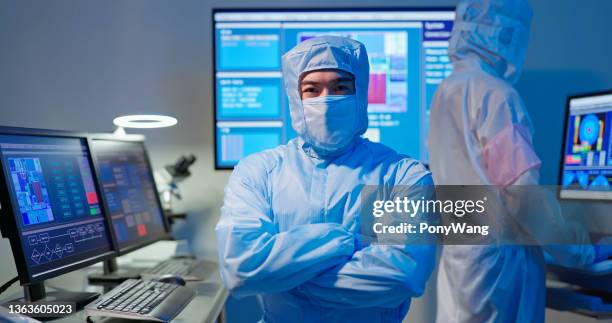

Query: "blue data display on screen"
left=216, top=126, right=282, bottom=167
left=213, top=10, right=455, bottom=168
left=560, top=94, right=612, bottom=199
left=216, top=28, right=281, bottom=70
left=0, top=134, right=114, bottom=279
left=9, top=158, right=54, bottom=225
left=217, top=76, right=282, bottom=118
left=90, top=139, right=166, bottom=251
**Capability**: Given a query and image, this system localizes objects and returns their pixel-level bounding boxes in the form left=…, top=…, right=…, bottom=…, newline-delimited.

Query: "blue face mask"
left=301, top=95, right=359, bottom=155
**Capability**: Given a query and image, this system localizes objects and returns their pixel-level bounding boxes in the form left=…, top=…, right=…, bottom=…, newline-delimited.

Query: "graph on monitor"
left=560, top=92, right=612, bottom=199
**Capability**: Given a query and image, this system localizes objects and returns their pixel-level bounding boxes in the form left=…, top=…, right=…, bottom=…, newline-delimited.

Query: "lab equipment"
left=553, top=88, right=612, bottom=267
left=86, top=135, right=169, bottom=282
left=85, top=279, right=196, bottom=322
left=112, top=114, right=178, bottom=137
left=559, top=90, right=612, bottom=200
left=216, top=36, right=437, bottom=322
left=113, top=114, right=178, bottom=129
left=545, top=90, right=612, bottom=317
left=87, top=135, right=212, bottom=283
left=90, top=136, right=168, bottom=252
left=213, top=7, right=456, bottom=168
left=0, top=127, right=115, bottom=307
left=154, top=154, right=197, bottom=212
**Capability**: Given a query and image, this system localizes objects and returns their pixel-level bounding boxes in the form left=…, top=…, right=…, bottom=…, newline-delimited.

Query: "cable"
left=0, top=276, right=19, bottom=295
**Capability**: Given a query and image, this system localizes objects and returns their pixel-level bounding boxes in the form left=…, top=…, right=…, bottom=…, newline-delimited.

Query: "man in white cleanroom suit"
left=428, top=0, right=600, bottom=322
left=216, top=36, right=437, bottom=323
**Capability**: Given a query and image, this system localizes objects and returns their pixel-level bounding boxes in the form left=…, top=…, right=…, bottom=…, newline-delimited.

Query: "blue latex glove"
left=594, top=244, right=612, bottom=263
left=593, top=236, right=612, bottom=263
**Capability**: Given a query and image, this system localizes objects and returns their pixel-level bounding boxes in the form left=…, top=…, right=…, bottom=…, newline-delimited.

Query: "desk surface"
left=1, top=241, right=228, bottom=323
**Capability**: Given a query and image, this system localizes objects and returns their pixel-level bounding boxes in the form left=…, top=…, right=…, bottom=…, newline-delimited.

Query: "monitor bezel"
left=87, top=133, right=171, bottom=256
left=558, top=88, right=612, bottom=202
left=211, top=6, right=456, bottom=170
left=0, top=126, right=117, bottom=285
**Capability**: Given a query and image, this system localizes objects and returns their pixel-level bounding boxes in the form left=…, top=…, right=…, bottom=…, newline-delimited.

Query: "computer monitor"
left=213, top=8, right=455, bottom=168
left=89, top=135, right=168, bottom=255
left=0, top=127, right=115, bottom=303
left=559, top=90, right=612, bottom=200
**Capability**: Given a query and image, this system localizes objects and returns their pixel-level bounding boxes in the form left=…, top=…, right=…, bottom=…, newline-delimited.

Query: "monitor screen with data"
left=213, top=8, right=455, bottom=168
left=560, top=91, right=612, bottom=200
left=90, top=138, right=167, bottom=253
left=0, top=133, right=115, bottom=282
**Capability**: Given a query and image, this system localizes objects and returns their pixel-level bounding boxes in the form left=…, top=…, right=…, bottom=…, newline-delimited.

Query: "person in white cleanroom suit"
left=428, top=0, right=606, bottom=322
left=216, top=36, right=437, bottom=323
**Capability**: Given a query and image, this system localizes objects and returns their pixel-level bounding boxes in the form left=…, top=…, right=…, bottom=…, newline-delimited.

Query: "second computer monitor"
left=89, top=137, right=168, bottom=254
left=559, top=90, right=612, bottom=200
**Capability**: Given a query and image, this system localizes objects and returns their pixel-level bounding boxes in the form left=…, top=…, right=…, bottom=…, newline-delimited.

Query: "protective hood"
left=281, top=36, right=369, bottom=155
left=449, top=0, right=533, bottom=83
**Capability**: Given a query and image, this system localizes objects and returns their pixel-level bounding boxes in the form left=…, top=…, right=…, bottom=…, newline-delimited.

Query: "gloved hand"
left=593, top=237, right=612, bottom=263
left=594, top=244, right=612, bottom=263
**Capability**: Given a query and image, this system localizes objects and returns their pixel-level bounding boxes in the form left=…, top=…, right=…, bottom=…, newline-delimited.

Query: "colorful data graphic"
left=26, top=219, right=106, bottom=266
left=8, top=156, right=107, bottom=267
left=10, top=155, right=102, bottom=228
left=0, top=134, right=115, bottom=278
left=563, top=171, right=611, bottom=190
left=9, top=158, right=55, bottom=226
left=575, top=113, right=604, bottom=152
left=565, top=112, right=608, bottom=167
left=562, top=106, right=612, bottom=193
left=579, top=114, right=602, bottom=146
left=298, top=31, right=408, bottom=113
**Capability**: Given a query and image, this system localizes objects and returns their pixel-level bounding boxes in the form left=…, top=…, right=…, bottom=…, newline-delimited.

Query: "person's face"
left=300, top=69, right=355, bottom=100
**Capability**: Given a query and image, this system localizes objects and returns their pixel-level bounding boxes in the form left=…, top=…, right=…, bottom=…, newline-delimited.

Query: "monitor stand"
left=3, top=283, right=99, bottom=311
left=87, top=258, right=143, bottom=284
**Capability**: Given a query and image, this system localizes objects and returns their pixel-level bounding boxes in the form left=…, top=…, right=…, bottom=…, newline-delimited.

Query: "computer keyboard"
left=141, top=258, right=216, bottom=281
left=85, top=279, right=196, bottom=322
